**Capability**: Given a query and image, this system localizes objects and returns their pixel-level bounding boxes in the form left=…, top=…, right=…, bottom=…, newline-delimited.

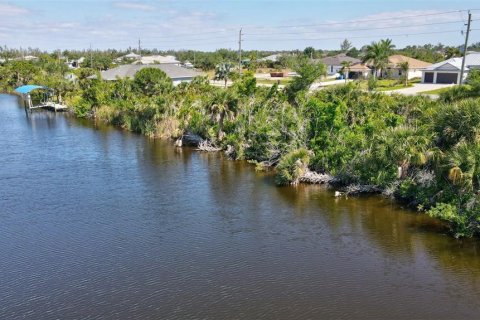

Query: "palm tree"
left=214, top=63, right=233, bottom=88
left=399, top=61, right=409, bottom=87
left=445, top=46, right=461, bottom=59
left=207, top=89, right=238, bottom=139
left=375, top=125, right=432, bottom=178
left=341, top=61, right=352, bottom=83
left=362, top=39, right=395, bottom=79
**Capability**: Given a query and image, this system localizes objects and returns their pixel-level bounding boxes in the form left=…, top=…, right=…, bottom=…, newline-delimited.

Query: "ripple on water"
left=1, top=94, right=480, bottom=319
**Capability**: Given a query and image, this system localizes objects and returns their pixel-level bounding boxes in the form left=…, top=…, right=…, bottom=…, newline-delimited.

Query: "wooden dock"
left=29, top=102, right=68, bottom=112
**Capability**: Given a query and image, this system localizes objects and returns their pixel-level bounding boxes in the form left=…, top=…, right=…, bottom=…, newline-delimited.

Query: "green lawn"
left=256, top=78, right=292, bottom=85
left=376, top=84, right=413, bottom=91
left=355, top=79, right=418, bottom=91
left=419, top=87, right=453, bottom=95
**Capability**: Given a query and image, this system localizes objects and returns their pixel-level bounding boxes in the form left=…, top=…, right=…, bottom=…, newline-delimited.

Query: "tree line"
left=1, top=48, right=480, bottom=238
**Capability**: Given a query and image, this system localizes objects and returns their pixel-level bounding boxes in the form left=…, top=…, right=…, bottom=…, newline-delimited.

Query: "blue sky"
left=0, top=0, right=478, bottom=51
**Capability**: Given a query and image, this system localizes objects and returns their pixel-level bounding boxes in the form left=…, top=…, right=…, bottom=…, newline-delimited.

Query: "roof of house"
left=259, top=54, right=282, bottom=62
left=348, top=63, right=371, bottom=71
left=424, top=53, right=480, bottom=71
left=98, top=64, right=203, bottom=81
left=320, top=53, right=360, bottom=66
left=123, top=52, right=141, bottom=59
left=388, top=55, right=431, bottom=69
left=140, top=55, right=180, bottom=64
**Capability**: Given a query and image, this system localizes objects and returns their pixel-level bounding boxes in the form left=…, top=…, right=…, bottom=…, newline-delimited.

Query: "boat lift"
left=14, top=85, right=68, bottom=112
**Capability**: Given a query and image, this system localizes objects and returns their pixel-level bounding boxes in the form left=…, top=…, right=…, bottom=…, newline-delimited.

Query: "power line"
left=244, top=29, right=479, bottom=42
left=245, top=9, right=472, bottom=30
left=71, top=9, right=477, bottom=43
left=245, top=20, right=467, bottom=36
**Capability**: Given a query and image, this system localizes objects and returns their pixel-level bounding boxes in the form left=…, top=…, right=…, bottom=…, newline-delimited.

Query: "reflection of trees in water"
left=422, top=235, right=480, bottom=288
left=275, top=183, right=438, bottom=257
left=276, top=182, right=480, bottom=290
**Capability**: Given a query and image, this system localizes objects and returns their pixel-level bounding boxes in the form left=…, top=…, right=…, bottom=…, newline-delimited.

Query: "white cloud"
left=239, top=9, right=466, bottom=47
left=114, top=1, right=155, bottom=11
left=0, top=2, right=28, bottom=15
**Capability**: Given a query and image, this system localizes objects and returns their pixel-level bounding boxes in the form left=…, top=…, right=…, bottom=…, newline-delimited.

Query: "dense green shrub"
left=3, top=58, right=480, bottom=237
left=275, top=148, right=311, bottom=185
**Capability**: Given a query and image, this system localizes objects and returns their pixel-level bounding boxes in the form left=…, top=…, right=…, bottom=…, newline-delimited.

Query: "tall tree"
left=214, top=63, right=233, bottom=88
left=207, top=89, right=238, bottom=139
left=341, top=61, right=352, bottom=83
left=362, top=39, right=395, bottom=79
left=286, top=59, right=326, bottom=103
left=399, top=61, right=409, bottom=87
left=340, top=39, right=352, bottom=52
left=133, top=67, right=173, bottom=96
left=444, top=46, right=461, bottom=59
left=303, top=47, right=316, bottom=59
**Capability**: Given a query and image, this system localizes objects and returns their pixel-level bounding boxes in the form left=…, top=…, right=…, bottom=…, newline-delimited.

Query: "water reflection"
left=2, top=93, right=480, bottom=319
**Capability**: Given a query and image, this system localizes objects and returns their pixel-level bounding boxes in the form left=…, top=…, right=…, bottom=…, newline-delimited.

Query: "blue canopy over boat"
left=14, top=85, right=46, bottom=94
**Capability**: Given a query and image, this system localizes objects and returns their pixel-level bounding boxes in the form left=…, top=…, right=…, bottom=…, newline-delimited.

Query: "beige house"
left=347, top=63, right=371, bottom=79
left=385, top=55, right=431, bottom=79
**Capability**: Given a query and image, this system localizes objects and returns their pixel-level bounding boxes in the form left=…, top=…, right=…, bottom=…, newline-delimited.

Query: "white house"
left=123, top=52, right=141, bottom=60
left=422, top=53, right=480, bottom=84
left=259, top=54, right=283, bottom=63
left=319, top=53, right=360, bottom=76
left=138, top=55, right=180, bottom=65
left=96, top=64, right=203, bottom=86
left=67, top=57, right=85, bottom=69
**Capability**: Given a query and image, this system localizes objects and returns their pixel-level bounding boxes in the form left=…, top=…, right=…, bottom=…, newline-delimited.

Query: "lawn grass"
left=256, top=78, right=292, bottom=85
left=376, top=83, right=413, bottom=91
left=419, top=87, right=453, bottom=95
left=355, top=79, right=414, bottom=91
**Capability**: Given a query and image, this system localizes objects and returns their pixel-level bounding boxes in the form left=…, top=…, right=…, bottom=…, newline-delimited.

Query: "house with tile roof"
left=348, top=63, right=371, bottom=79
left=385, top=55, right=431, bottom=80
left=318, top=53, right=361, bottom=76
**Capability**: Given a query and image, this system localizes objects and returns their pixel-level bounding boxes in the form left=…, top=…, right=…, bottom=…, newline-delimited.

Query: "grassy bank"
left=2, top=57, right=480, bottom=238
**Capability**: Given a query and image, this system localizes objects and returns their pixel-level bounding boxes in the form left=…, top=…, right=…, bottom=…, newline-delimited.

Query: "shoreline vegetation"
left=1, top=54, right=480, bottom=238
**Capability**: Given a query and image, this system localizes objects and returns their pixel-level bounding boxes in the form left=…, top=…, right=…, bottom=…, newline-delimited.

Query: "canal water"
left=1, top=94, right=480, bottom=319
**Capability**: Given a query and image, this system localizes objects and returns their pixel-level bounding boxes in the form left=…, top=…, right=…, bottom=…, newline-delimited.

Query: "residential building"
left=319, top=53, right=360, bottom=76
left=259, top=54, right=282, bottom=63
left=96, top=64, right=203, bottom=85
left=139, top=55, right=180, bottom=65
left=347, top=63, right=371, bottom=79
left=421, top=53, right=480, bottom=84
left=67, top=57, right=85, bottom=69
left=386, top=55, right=431, bottom=79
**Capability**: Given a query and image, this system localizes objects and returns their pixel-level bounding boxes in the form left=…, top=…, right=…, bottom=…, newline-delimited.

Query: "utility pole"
left=138, top=38, right=141, bottom=56
left=89, top=43, right=93, bottom=69
left=460, top=11, right=472, bottom=85
left=238, top=28, right=243, bottom=75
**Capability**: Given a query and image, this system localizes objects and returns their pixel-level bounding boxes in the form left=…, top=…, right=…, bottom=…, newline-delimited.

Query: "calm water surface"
left=1, top=94, right=480, bottom=319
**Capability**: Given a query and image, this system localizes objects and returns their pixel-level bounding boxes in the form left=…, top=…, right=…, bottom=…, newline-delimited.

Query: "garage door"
left=424, top=72, right=434, bottom=83
left=436, top=73, right=458, bottom=84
